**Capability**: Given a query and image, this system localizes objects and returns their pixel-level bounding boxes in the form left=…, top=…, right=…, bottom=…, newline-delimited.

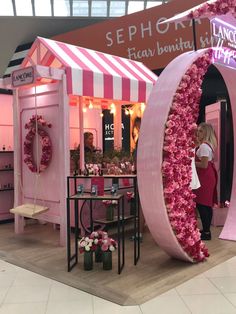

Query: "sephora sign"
left=211, top=18, right=236, bottom=69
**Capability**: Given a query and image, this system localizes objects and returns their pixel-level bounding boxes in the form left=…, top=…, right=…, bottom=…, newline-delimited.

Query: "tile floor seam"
left=92, top=295, right=95, bottom=314
left=199, top=276, right=236, bottom=312
left=207, top=276, right=236, bottom=295
left=0, top=267, right=17, bottom=307
left=44, top=280, right=53, bottom=314
left=174, top=287, right=193, bottom=313
left=139, top=304, right=145, bottom=314
left=222, top=293, right=236, bottom=310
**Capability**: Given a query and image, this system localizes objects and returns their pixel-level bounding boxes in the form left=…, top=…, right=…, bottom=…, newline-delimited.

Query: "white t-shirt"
left=196, top=143, right=213, bottom=161
left=190, top=155, right=201, bottom=190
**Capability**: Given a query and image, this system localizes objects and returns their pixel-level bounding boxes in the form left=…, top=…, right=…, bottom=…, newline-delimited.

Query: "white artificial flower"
left=85, top=245, right=90, bottom=251
left=109, top=245, right=115, bottom=252
left=79, top=240, right=85, bottom=247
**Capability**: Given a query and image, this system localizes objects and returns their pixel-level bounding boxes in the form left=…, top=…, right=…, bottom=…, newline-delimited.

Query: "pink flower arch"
left=162, top=50, right=213, bottom=262
left=137, top=48, right=216, bottom=263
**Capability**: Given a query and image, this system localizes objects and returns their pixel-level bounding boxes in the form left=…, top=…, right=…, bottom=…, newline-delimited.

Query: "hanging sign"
left=12, top=66, right=34, bottom=87
left=211, top=18, right=236, bottom=69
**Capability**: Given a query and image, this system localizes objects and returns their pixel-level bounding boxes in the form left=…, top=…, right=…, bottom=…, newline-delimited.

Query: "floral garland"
left=162, top=50, right=213, bottom=262
left=188, top=0, right=236, bottom=19
left=24, top=115, right=52, bottom=173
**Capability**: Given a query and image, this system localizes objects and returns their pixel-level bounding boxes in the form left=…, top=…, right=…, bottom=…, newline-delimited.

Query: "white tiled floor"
left=1, top=257, right=236, bottom=314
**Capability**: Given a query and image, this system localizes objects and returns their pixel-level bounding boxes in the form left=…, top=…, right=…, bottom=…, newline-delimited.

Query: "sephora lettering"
left=105, top=18, right=201, bottom=47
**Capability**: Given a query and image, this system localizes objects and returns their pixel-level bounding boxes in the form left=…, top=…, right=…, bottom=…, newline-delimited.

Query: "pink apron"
left=194, top=143, right=218, bottom=207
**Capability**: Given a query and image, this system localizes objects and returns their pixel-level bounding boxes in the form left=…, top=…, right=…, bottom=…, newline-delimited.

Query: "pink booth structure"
left=138, top=0, right=236, bottom=263
left=0, top=37, right=157, bottom=246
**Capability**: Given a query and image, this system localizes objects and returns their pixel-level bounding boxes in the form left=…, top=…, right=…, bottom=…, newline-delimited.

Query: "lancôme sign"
left=12, top=67, right=34, bottom=87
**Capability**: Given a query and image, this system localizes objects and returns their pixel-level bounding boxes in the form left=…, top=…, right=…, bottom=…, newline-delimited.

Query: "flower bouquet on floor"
left=90, top=231, right=108, bottom=263
left=78, top=236, right=96, bottom=270
left=100, top=237, right=118, bottom=270
left=102, top=200, right=118, bottom=221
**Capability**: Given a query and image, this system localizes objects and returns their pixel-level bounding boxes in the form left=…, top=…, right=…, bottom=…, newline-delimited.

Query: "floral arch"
left=137, top=48, right=236, bottom=262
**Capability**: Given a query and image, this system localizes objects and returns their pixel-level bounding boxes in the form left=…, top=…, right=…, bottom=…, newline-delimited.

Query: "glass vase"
left=102, top=251, right=112, bottom=270
left=95, top=246, right=103, bottom=263
left=106, top=205, right=114, bottom=221
left=84, top=251, right=93, bottom=271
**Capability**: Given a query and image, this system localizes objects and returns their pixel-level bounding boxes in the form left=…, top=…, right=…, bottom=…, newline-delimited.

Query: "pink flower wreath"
left=162, top=49, right=213, bottom=262
left=23, top=115, right=52, bottom=173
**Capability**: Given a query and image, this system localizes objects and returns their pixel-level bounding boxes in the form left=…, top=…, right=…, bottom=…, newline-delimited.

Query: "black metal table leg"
left=134, top=176, right=140, bottom=265
left=134, top=177, right=137, bottom=265
left=75, top=200, right=79, bottom=264
left=90, top=199, right=93, bottom=232
left=117, top=198, right=121, bottom=274
left=67, top=198, right=77, bottom=272
left=67, top=198, right=71, bottom=271
left=122, top=195, right=125, bottom=268
left=137, top=190, right=140, bottom=263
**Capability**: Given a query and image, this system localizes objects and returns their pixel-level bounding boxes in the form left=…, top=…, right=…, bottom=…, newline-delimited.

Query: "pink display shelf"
left=0, top=151, right=14, bottom=221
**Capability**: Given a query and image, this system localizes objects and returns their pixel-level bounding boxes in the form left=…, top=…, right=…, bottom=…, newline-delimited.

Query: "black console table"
left=66, top=174, right=140, bottom=274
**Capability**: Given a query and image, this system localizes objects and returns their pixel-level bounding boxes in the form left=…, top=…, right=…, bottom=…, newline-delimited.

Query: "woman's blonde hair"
left=198, top=122, right=217, bottom=151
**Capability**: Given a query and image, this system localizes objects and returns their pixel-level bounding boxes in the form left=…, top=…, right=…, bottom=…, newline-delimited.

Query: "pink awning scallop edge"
left=21, top=36, right=157, bottom=103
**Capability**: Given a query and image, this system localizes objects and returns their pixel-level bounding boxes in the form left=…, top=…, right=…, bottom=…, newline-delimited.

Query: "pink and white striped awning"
left=21, top=37, right=157, bottom=103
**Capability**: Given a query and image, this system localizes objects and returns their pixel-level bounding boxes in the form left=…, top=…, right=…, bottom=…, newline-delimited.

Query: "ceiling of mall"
left=1, top=0, right=169, bottom=17
left=0, top=0, right=170, bottom=77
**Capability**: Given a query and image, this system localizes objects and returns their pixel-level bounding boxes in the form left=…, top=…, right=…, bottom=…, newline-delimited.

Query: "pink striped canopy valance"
left=21, top=37, right=157, bottom=103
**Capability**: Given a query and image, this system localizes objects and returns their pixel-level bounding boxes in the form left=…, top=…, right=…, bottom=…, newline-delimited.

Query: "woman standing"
left=84, top=132, right=96, bottom=154
left=195, top=122, right=218, bottom=241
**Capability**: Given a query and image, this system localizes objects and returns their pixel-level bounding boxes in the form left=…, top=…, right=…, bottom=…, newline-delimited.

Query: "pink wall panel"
left=0, top=94, right=13, bottom=124
left=0, top=94, right=13, bottom=150
left=215, top=64, right=236, bottom=241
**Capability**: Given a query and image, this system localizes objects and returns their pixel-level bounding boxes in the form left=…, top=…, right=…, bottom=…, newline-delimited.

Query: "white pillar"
left=13, top=88, right=24, bottom=234
left=59, top=75, right=69, bottom=246
left=113, top=104, right=122, bottom=150
left=79, top=96, right=85, bottom=171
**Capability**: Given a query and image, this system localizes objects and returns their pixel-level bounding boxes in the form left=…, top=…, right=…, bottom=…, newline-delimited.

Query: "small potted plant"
left=78, top=236, right=96, bottom=270
left=100, top=237, right=118, bottom=270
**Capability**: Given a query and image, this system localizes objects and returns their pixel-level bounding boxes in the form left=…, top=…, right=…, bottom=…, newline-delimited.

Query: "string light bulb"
left=110, top=107, right=116, bottom=114
left=89, top=100, right=93, bottom=109
left=125, top=109, right=129, bottom=115
left=110, top=103, right=116, bottom=114
left=100, top=113, right=104, bottom=117
left=129, top=109, right=134, bottom=115
left=141, top=102, right=146, bottom=112
left=82, top=107, right=87, bottom=113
